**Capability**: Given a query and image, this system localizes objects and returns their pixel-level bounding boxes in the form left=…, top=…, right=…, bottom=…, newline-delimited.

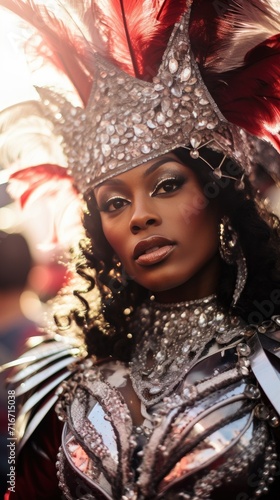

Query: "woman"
left=6, top=148, right=280, bottom=499
left=1, top=1, right=280, bottom=499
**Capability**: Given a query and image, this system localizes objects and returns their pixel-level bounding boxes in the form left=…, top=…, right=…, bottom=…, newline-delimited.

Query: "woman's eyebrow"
left=94, top=177, right=126, bottom=194
left=95, top=156, right=184, bottom=194
left=143, top=157, right=184, bottom=177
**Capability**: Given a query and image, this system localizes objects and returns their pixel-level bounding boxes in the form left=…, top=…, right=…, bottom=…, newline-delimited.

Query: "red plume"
left=190, top=0, right=280, bottom=155
left=8, top=165, right=83, bottom=249
left=0, top=0, right=186, bottom=102
left=8, top=164, right=76, bottom=208
left=210, top=35, right=280, bottom=152
left=85, top=0, right=186, bottom=80
left=0, top=0, right=93, bottom=104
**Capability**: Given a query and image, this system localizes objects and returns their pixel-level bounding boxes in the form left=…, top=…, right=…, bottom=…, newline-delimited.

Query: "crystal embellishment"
left=129, top=295, right=245, bottom=406
left=38, top=1, right=251, bottom=194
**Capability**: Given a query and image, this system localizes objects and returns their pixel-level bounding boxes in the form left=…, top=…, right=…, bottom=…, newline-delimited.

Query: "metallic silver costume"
left=10, top=299, right=280, bottom=499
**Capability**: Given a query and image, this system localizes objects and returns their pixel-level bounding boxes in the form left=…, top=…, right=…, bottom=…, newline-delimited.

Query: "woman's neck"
left=153, top=253, right=221, bottom=303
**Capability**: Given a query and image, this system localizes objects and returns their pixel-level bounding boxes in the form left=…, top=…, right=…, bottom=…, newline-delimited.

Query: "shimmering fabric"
left=56, top=340, right=279, bottom=499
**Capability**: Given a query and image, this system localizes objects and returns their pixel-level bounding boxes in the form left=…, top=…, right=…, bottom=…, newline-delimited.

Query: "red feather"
left=89, top=0, right=186, bottom=79
left=3, top=0, right=279, bottom=155
left=207, top=34, right=280, bottom=153
left=0, top=1, right=186, bottom=96
left=9, top=164, right=75, bottom=208
left=0, top=0, right=93, bottom=104
left=189, top=0, right=280, bottom=154
left=8, top=165, right=82, bottom=249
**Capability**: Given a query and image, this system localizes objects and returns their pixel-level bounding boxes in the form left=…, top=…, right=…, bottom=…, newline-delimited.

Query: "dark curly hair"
left=75, top=147, right=280, bottom=361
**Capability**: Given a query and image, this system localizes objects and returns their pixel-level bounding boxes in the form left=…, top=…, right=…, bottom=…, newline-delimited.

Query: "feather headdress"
left=0, top=0, right=279, bottom=199
left=190, top=0, right=280, bottom=152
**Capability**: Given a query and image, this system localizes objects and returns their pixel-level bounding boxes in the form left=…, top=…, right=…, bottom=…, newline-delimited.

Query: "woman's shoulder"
left=5, top=333, right=84, bottom=453
left=246, top=320, right=280, bottom=418
left=6, top=407, right=63, bottom=499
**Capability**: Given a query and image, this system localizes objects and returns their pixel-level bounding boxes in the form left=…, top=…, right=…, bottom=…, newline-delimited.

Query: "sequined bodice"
left=56, top=338, right=278, bottom=500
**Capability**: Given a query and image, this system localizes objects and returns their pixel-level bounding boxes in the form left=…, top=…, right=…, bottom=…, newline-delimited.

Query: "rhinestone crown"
left=39, top=1, right=251, bottom=194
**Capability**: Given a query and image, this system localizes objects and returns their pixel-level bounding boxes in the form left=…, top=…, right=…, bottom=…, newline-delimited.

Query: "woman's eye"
left=102, top=197, right=128, bottom=212
left=153, top=177, right=184, bottom=195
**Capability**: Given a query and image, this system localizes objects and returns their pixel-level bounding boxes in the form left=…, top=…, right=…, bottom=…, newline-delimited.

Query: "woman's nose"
left=129, top=199, right=161, bottom=234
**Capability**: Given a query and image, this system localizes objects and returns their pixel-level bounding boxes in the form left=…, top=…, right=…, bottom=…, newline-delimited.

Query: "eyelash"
left=99, top=175, right=185, bottom=213
left=152, top=175, right=185, bottom=195
left=98, top=197, right=127, bottom=213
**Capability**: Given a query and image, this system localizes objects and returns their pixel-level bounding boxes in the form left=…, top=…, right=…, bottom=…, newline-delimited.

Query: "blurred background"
left=0, top=7, right=84, bottom=496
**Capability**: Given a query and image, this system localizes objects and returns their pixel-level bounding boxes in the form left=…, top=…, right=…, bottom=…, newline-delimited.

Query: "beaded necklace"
left=129, top=295, right=244, bottom=406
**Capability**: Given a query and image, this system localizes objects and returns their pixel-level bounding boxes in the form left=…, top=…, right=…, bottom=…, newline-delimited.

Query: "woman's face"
left=94, top=153, right=221, bottom=301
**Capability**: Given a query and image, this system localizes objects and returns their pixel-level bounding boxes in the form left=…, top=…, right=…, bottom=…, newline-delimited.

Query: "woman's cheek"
left=101, top=221, right=116, bottom=249
left=178, top=195, right=209, bottom=226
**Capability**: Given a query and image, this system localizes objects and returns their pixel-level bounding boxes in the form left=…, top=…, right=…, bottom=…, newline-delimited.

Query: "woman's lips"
left=133, top=236, right=175, bottom=266
left=135, top=245, right=174, bottom=266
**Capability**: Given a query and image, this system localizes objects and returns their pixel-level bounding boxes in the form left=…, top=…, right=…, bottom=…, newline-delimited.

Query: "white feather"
left=211, top=0, right=280, bottom=72
left=0, top=102, right=66, bottom=170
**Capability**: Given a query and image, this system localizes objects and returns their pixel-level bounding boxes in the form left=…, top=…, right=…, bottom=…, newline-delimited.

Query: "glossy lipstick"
left=133, top=236, right=175, bottom=266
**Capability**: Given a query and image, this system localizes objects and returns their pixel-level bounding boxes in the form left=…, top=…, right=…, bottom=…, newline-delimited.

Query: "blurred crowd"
left=0, top=230, right=67, bottom=498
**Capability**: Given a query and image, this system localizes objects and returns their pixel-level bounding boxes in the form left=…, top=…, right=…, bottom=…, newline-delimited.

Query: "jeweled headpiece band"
left=38, top=1, right=252, bottom=194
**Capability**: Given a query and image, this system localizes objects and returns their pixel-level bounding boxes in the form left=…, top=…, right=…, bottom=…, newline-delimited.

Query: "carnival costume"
left=1, top=1, right=280, bottom=499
